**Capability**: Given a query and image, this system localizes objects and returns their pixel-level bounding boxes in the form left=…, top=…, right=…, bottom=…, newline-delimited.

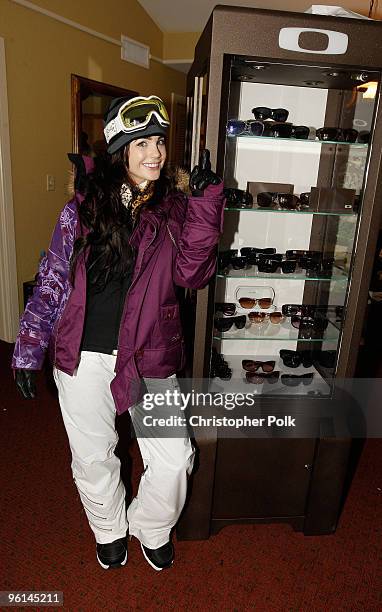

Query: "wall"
left=163, top=32, right=199, bottom=59
left=0, top=0, right=187, bottom=310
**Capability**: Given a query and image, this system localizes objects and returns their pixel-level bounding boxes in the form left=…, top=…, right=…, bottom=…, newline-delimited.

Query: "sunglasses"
left=257, top=192, right=302, bottom=210
left=241, top=248, right=277, bottom=265
left=211, top=364, right=232, bottom=379
left=242, top=359, right=276, bottom=373
left=285, top=250, right=322, bottom=261
left=291, top=125, right=310, bottom=139
left=248, top=311, right=285, bottom=324
left=227, top=119, right=293, bottom=138
left=104, top=95, right=170, bottom=145
left=300, top=257, right=334, bottom=273
left=211, top=348, right=232, bottom=378
left=240, top=247, right=276, bottom=257
left=291, top=315, right=329, bottom=332
left=257, top=258, right=297, bottom=274
left=230, top=256, right=248, bottom=270
left=263, top=122, right=293, bottom=138
left=246, top=371, right=280, bottom=384
left=215, top=302, right=236, bottom=316
left=316, top=127, right=358, bottom=143
left=279, top=349, right=313, bottom=368
left=281, top=373, right=314, bottom=386
left=251, top=107, right=289, bottom=122
left=214, top=315, right=246, bottom=332
left=226, top=119, right=266, bottom=137
left=358, top=131, right=370, bottom=144
left=239, top=296, right=273, bottom=309
left=218, top=249, right=239, bottom=269
left=313, top=350, right=336, bottom=369
left=282, top=304, right=317, bottom=317
left=224, top=188, right=253, bottom=208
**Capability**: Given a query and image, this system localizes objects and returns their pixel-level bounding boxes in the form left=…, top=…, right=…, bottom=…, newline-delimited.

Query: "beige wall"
left=163, top=32, right=200, bottom=59
left=0, top=0, right=187, bottom=309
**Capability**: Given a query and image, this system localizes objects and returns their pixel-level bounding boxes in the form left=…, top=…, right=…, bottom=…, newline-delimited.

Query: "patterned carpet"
left=1, top=341, right=381, bottom=611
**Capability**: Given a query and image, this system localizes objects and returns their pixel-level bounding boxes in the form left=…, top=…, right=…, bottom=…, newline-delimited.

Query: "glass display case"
left=177, top=6, right=382, bottom=541
left=213, top=59, right=377, bottom=396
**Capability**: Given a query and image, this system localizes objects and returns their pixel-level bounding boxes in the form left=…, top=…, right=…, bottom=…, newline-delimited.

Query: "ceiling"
left=137, top=1, right=370, bottom=33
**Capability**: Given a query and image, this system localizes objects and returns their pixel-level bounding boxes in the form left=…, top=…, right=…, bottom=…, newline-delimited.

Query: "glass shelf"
left=224, top=206, right=357, bottom=216
left=217, top=266, right=348, bottom=282
left=213, top=321, right=339, bottom=342
left=227, top=134, right=368, bottom=147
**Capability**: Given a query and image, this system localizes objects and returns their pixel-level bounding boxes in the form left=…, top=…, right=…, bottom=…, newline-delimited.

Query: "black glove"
left=15, top=369, right=37, bottom=400
left=189, top=149, right=221, bottom=196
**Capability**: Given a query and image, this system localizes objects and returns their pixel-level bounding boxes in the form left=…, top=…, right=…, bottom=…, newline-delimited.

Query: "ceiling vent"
left=121, top=35, right=150, bottom=68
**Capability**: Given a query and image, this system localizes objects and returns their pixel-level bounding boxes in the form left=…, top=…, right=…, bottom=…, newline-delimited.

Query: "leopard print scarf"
left=120, top=180, right=155, bottom=221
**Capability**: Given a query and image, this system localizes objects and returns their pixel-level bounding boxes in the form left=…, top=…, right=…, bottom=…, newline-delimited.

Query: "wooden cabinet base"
left=176, top=437, right=352, bottom=540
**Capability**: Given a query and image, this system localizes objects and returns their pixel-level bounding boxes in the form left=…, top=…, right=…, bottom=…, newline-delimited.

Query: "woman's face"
left=126, top=135, right=167, bottom=185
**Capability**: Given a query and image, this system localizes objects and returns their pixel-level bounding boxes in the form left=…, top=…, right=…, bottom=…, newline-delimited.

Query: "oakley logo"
left=279, top=27, right=348, bottom=55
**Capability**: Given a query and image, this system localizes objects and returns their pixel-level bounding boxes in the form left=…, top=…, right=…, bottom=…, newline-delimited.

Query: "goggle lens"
left=120, top=98, right=170, bottom=129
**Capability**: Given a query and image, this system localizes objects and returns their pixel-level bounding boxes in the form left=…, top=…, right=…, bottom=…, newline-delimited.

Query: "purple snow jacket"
left=12, top=156, right=225, bottom=414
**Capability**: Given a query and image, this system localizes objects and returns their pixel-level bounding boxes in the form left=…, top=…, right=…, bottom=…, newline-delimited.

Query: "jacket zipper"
left=114, top=225, right=157, bottom=365
left=166, top=221, right=179, bottom=251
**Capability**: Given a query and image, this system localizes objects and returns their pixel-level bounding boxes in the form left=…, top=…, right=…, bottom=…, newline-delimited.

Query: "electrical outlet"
left=46, top=174, right=56, bottom=191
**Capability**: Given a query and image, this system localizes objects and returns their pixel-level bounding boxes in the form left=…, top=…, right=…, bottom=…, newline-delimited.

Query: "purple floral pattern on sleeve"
left=12, top=200, right=78, bottom=370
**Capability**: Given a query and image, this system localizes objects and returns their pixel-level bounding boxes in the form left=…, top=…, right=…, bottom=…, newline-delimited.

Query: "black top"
left=80, top=239, right=135, bottom=355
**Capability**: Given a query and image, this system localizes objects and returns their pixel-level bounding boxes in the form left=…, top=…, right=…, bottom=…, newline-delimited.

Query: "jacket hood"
left=67, top=154, right=190, bottom=199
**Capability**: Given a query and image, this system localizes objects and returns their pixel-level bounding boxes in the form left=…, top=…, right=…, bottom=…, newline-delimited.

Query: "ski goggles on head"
left=104, top=96, right=170, bottom=144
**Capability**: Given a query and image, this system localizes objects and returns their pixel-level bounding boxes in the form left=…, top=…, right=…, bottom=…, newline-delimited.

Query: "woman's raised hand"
left=189, top=149, right=221, bottom=196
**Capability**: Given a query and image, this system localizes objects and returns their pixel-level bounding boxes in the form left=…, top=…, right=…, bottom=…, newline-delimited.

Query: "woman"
left=12, top=95, right=225, bottom=571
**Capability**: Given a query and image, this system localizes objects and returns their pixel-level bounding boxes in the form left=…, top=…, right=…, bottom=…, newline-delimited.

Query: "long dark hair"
left=69, top=147, right=172, bottom=289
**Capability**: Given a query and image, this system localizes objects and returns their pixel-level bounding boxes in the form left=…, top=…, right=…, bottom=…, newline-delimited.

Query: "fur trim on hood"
left=66, top=154, right=191, bottom=199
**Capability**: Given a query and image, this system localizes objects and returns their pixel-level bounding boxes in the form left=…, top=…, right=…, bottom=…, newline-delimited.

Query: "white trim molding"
left=0, top=37, right=19, bottom=342
left=10, top=0, right=190, bottom=71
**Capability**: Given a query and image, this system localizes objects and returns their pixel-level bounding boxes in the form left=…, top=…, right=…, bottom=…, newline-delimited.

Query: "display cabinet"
left=177, top=6, right=382, bottom=539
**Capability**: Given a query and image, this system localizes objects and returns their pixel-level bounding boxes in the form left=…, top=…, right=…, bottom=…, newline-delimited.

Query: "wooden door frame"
left=71, top=74, right=138, bottom=153
left=0, top=37, right=19, bottom=342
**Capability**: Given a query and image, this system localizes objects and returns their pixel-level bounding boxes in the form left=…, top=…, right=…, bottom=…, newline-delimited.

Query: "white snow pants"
left=53, top=351, right=195, bottom=548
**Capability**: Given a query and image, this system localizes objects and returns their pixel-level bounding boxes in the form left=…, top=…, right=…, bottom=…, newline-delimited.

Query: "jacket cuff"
left=188, top=181, right=226, bottom=233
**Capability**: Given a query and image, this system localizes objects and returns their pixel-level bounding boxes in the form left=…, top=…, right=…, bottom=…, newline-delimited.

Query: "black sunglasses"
left=214, top=315, right=246, bottom=332
left=285, top=250, right=322, bottom=261
left=252, top=107, right=289, bottom=122
left=291, top=315, right=329, bottom=337
left=242, top=359, right=276, bottom=373
left=257, top=192, right=302, bottom=210
left=313, top=350, right=336, bottom=369
left=281, top=373, right=314, bottom=386
left=240, top=247, right=276, bottom=257
left=264, top=122, right=293, bottom=138
left=224, top=188, right=253, bottom=208
left=257, top=258, right=297, bottom=274
left=230, top=256, right=248, bottom=270
left=291, top=125, right=310, bottom=139
left=215, top=302, right=236, bottom=316
left=282, top=304, right=317, bottom=317
left=218, top=249, right=238, bottom=269
left=279, top=349, right=313, bottom=368
left=245, top=371, right=280, bottom=384
left=300, top=257, right=334, bottom=274
left=240, top=247, right=277, bottom=265
left=316, top=127, right=358, bottom=143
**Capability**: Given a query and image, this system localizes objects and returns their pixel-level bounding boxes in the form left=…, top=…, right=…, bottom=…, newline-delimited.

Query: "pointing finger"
left=200, top=149, right=211, bottom=171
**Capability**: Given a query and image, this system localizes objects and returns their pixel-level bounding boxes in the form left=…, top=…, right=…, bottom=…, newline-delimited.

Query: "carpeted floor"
left=1, top=340, right=381, bottom=611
